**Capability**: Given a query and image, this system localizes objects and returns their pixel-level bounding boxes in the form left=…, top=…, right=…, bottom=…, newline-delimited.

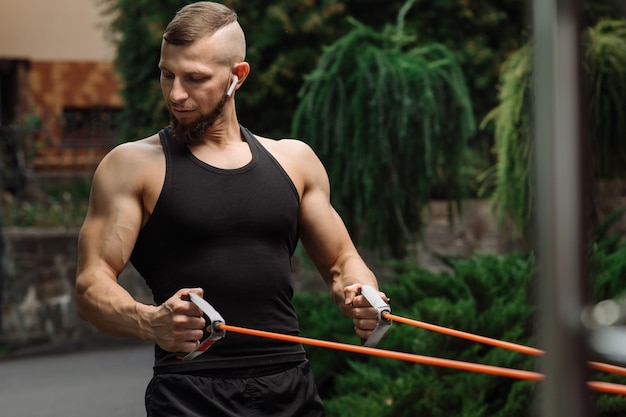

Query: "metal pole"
left=533, top=0, right=591, bottom=416
left=0, top=131, right=5, bottom=337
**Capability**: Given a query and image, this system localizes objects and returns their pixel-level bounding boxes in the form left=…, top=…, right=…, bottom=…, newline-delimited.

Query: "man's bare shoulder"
left=257, top=136, right=316, bottom=160
left=95, top=134, right=162, bottom=173
left=103, top=134, right=162, bottom=162
left=256, top=136, right=328, bottom=193
left=92, top=133, right=164, bottom=189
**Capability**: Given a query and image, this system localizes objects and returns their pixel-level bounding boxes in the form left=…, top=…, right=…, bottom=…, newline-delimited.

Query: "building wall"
left=28, top=61, right=124, bottom=171
left=0, top=0, right=123, bottom=172
left=0, top=0, right=115, bottom=61
left=30, top=62, right=122, bottom=110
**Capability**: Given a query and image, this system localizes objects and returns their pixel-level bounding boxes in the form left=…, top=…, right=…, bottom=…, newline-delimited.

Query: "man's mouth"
left=170, top=107, right=196, bottom=119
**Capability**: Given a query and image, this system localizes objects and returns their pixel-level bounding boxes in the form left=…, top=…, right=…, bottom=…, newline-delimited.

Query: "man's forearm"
left=75, top=274, right=156, bottom=342
left=329, top=253, right=378, bottom=315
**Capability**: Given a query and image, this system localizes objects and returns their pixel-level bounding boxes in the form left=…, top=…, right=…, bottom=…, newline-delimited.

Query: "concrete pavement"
left=0, top=337, right=154, bottom=417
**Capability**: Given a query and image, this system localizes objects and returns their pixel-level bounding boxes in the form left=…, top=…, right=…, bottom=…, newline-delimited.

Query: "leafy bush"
left=294, top=246, right=626, bottom=417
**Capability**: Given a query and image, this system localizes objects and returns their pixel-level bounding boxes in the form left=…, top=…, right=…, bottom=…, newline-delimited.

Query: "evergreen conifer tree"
left=293, top=0, right=475, bottom=257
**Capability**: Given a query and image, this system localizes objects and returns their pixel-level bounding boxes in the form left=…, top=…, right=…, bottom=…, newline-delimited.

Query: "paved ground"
left=0, top=338, right=154, bottom=417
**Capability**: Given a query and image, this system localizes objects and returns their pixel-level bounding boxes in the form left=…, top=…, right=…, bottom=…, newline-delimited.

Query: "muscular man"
left=75, top=2, right=384, bottom=416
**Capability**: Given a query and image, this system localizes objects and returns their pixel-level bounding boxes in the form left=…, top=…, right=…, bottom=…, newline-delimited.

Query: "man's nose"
left=169, top=78, right=189, bottom=103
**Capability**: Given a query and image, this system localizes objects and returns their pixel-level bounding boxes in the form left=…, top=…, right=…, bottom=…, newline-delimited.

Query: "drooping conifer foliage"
left=480, top=45, right=532, bottom=236
left=585, top=18, right=626, bottom=179
left=292, top=1, right=475, bottom=257
left=483, top=16, right=626, bottom=238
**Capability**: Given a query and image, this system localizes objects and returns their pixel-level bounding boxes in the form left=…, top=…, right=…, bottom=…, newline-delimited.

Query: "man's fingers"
left=353, top=317, right=377, bottom=331
left=343, top=283, right=361, bottom=305
left=191, top=316, right=206, bottom=328
left=174, top=339, right=203, bottom=353
left=176, top=288, right=206, bottom=317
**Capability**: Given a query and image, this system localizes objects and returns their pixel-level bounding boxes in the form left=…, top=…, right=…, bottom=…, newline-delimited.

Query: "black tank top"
left=130, top=125, right=306, bottom=372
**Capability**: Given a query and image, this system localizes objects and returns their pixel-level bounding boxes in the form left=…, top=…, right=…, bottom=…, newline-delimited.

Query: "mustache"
left=168, top=103, right=195, bottom=111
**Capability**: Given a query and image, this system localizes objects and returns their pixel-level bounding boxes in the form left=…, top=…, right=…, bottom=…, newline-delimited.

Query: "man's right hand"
left=147, top=288, right=207, bottom=353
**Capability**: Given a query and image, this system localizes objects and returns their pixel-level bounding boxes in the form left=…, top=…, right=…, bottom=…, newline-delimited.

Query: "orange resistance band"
left=384, top=313, right=544, bottom=356
left=218, top=323, right=626, bottom=395
left=384, top=313, right=626, bottom=381
left=220, top=324, right=542, bottom=381
left=588, top=381, right=626, bottom=396
left=590, top=361, right=626, bottom=377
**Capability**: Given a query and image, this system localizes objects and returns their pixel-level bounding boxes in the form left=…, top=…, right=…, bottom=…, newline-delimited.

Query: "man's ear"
left=233, top=61, right=250, bottom=84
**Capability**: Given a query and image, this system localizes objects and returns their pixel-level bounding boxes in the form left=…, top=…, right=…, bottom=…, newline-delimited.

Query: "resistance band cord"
left=182, top=291, right=626, bottom=396
left=219, top=314, right=626, bottom=396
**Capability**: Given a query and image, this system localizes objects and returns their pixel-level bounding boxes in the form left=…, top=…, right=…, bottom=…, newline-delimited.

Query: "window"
left=61, top=106, right=120, bottom=148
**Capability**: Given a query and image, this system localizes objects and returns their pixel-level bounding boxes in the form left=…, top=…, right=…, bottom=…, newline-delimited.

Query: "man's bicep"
left=78, top=160, right=144, bottom=278
left=78, top=209, right=140, bottom=278
left=295, top=144, right=352, bottom=266
left=299, top=189, right=355, bottom=278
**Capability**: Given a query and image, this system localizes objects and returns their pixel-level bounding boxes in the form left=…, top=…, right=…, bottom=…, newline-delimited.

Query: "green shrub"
left=294, top=246, right=626, bottom=416
left=2, top=177, right=91, bottom=228
left=2, top=193, right=88, bottom=228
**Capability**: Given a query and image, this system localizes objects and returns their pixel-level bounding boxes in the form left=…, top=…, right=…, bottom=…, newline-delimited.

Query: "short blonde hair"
left=163, top=2, right=238, bottom=46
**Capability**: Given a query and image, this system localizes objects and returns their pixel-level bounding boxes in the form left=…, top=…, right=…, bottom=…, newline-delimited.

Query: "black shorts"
left=145, top=361, right=326, bottom=417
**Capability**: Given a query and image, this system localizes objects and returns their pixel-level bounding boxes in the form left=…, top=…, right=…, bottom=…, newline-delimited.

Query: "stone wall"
left=0, top=200, right=538, bottom=349
left=0, top=227, right=151, bottom=348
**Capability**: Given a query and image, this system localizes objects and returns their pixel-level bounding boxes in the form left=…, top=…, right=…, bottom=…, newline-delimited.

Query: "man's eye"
left=161, top=73, right=174, bottom=80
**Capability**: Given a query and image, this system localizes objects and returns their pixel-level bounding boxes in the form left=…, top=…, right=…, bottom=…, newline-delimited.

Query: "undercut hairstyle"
left=163, top=2, right=238, bottom=46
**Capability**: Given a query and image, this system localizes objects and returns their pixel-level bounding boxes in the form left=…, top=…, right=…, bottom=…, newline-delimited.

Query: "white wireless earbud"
left=226, top=75, right=239, bottom=97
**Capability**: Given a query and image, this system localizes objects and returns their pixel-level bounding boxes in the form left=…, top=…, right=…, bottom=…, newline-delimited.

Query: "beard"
left=169, top=93, right=228, bottom=146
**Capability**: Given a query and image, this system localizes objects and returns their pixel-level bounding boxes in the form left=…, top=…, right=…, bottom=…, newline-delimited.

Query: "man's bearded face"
left=169, top=93, right=228, bottom=146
